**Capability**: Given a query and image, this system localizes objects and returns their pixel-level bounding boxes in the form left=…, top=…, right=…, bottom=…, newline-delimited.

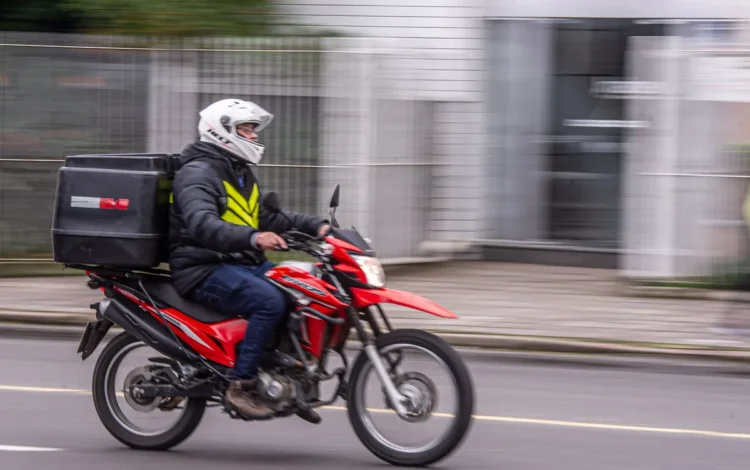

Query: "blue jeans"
left=188, top=262, right=287, bottom=380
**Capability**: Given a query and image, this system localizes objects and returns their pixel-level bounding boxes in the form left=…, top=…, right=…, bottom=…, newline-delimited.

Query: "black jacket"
left=168, top=141, right=327, bottom=296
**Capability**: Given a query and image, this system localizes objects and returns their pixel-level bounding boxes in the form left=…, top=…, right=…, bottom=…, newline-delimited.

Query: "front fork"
left=347, top=306, right=409, bottom=417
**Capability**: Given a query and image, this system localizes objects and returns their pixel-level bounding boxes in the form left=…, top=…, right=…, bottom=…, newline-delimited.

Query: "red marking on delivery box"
left=71, top=196, right=129, bottom=211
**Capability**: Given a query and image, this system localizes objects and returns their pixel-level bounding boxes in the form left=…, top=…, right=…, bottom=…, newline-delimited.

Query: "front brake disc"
left=383, top=371, right=439, bottom=422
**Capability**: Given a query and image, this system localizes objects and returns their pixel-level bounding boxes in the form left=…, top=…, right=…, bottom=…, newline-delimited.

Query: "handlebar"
left=275, top=230, right=324, bottom=254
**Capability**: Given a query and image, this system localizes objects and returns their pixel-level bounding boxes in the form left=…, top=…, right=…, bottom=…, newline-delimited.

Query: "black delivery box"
left=51, top=153, right=178, bottom=268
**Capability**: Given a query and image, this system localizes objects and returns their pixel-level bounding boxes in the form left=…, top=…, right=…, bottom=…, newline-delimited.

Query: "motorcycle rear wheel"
left=347, top=329, right=475, bottom=467
left=91, top=332, right=206, bottom=450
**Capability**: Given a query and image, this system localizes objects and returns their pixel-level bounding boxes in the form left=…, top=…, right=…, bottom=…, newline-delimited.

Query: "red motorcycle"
left=73, top=185, right=474, bottom=467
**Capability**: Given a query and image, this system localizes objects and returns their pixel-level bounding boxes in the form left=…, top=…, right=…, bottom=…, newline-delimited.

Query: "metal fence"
left=0, top=32, right=438, bottom=263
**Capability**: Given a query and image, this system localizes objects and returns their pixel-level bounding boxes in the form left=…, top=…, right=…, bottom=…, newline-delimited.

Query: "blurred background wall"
left=1, top=0, right=749, bottom=281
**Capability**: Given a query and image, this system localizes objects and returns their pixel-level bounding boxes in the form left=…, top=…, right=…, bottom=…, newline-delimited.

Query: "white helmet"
left=198, top=99, right=274, bottom=165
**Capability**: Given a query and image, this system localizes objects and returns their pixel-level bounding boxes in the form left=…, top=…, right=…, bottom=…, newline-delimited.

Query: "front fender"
left=351, top=288, right=458, bottom=319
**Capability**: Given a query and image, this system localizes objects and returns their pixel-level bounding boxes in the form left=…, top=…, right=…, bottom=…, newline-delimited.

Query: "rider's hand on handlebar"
left=255, top=232, right=288, bottom=251
left=318, top=224, right=332, bottom=238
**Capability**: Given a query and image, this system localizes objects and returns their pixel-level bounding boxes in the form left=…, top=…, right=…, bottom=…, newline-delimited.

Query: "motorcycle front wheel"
left=347, top=329, right=475, bottom=467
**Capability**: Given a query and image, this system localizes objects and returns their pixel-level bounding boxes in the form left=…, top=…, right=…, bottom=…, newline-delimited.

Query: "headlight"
left=351, top=255, right=386, bottom=287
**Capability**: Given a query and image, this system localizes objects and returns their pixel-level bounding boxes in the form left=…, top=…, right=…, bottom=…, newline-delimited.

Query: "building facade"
left=277, top=0, right=750, bottom=278
left=1, top=1, right=748, bottom=279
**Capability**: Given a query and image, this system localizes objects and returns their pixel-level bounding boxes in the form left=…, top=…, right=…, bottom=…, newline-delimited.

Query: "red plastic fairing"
left=351, top=288, right=458, bottom=319
left=265, top=265, right=348, bottom=309
left=265, top=265, right=350, bottom=357
left=335, top=263, right=368, bottom=284
left=325, top=236, right=364, bottom=255
left=115, top=287, right=247, bottom=367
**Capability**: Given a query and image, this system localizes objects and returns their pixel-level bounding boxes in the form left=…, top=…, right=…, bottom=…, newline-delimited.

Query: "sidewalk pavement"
left=2, top=262, right=750, bottom=360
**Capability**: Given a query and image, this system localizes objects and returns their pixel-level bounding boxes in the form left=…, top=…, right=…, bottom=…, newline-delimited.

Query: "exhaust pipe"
left=99, top=295, right=199, bottom=363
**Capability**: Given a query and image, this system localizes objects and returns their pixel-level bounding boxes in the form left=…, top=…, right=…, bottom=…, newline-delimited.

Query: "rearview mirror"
left=329, top=185, right=340, bottom=209
left=262, top=192, right=282, bottom=213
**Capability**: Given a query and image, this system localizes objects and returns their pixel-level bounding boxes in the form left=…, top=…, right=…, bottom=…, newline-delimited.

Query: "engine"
left=258, top=371, right=297, bottom=413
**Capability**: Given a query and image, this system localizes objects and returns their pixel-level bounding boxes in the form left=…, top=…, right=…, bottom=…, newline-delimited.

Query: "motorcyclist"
left=167, top=98, right=329, bottom=421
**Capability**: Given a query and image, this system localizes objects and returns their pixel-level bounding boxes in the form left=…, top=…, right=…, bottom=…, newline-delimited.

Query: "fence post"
left=357, top=49, right=375, bottom=238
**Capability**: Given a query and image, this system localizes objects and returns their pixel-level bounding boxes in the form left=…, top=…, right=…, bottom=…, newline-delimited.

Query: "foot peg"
left=295, top=407, right=322, bottom=424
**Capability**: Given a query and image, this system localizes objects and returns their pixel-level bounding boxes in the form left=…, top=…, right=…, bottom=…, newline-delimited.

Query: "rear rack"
left=64, top=263, right=171, bottom=279
left=63, top=264, right=171, bottom=305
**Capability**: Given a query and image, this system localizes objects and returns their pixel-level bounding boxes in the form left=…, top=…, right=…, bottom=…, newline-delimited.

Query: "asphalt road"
left=1, top=336, right=750, bottom=469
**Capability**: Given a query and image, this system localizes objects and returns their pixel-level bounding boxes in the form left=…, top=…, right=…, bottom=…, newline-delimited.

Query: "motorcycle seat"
left=141, top=278, right=238, bottom=324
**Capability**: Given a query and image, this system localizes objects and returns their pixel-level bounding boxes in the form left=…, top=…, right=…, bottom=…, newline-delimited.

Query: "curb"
left=0, top=311, right=92, bottom=326
left=618, top=283, right=746, bottom=302
left=435, top=333, right=750, bottom=363
left=0, top=323, right=120, bottom=341
left=3, top=318, right=750, bottom=364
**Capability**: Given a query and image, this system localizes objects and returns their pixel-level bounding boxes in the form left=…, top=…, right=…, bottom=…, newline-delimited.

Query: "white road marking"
left=0, top=445, right=64, bottom=452
left=0, top=385, right=88, bottom=394
left=3, top=384, right=750, bottom=441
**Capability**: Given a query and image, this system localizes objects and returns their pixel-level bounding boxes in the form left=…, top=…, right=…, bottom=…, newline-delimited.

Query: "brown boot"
left=225, top=379, right=274, bottom=420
